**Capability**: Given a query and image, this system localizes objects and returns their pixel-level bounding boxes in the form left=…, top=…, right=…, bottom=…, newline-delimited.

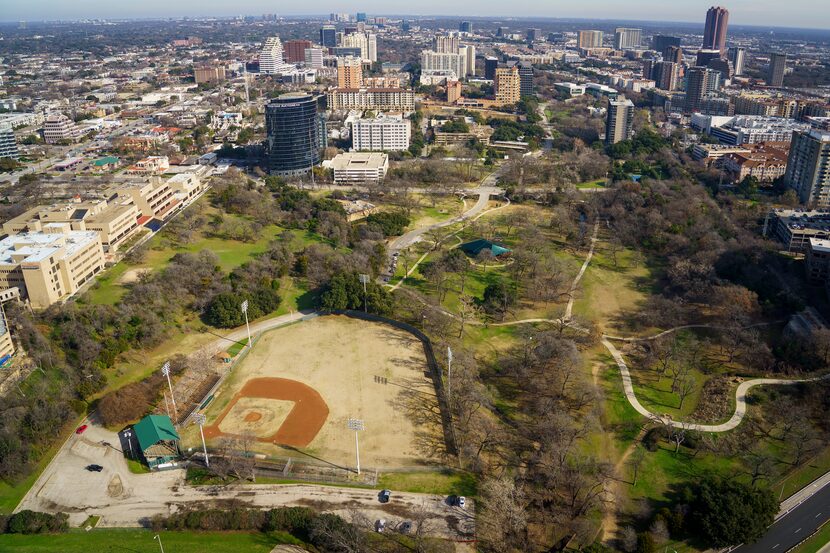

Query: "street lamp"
left=161, top=362, right=178, bottom=423
left=447, top=346, right=453, bottom=405
left=347, top=418, right=365, bottom=475
left=358, top=274, right=370, bottom=313
left=124, top=430, right=134, bottom=459
left=154, top=534, right=165, bottom=553
left=193, top=413, right=209, bottom=468
left=241, top=299, right=252, bottom=350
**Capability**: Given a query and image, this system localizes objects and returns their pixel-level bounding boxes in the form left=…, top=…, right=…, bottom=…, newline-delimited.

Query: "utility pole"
left=194, top=413, right=209, bottom=467
left=359, top=274, right=370, bottom=312
left=161, top=362, right=178, bottom=423
left=347, top=418, right=364, bottom=475
left=241, top=299, right=252, bottom=350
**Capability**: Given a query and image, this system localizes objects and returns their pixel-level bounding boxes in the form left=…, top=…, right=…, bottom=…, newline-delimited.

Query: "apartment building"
left=194, top=66, right=226, bottom=84
left=447, top=80, right=463, bottom=104
left=786, top=129, right=830, bottom=208
left=327, top=152, right=389, bottom=184
left=327, top=88, right=416, bottom=113
left=606, top=97, right=635, bottom=145
left=337, top=57, right=364, bottom=89
left=495, top=66, right=521, bottom=105
left=0, top=226, right=105, bottom=308
left=351, top=116, right=411, bottom=152
left=43, top=113, right=83, bottom=144
left=578, top=30, right=604, bottom=49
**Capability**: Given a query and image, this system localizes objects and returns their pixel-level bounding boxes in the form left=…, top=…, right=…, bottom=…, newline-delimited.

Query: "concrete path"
left=564, top=221, right=600, bottom=321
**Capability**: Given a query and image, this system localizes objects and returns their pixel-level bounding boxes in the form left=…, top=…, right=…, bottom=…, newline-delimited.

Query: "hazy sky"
left=2, top=0, right=829, bottom=29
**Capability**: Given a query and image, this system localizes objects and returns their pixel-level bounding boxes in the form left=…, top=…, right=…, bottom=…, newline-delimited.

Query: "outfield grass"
left=0, top=529, right=291, bottom=552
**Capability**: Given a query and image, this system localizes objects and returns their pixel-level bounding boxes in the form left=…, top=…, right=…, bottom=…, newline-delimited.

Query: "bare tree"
left=676, top=372, right=696, bottom=410
left=628, top=446, right=646, bottom=486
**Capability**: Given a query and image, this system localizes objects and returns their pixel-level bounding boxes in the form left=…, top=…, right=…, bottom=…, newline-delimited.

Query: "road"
left=17, top=424, right=474, bottom=538
left=734, top=476, right=830, bottom=552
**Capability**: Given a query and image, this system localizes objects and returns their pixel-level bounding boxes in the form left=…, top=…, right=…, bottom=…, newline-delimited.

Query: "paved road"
left=734, top=481, right=830, bottom=552
left=17, top=424, right=474, bottom=538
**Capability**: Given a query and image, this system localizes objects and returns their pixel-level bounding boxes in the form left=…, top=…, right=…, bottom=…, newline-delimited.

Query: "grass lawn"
left=227, top=338, right=249, bottom=356
left=0, top=529, right=292, bottom=552
left=576, top=179, right=606, bottom=189
left=773, top=446, right=830, bottom=500
left=126, top=459, right=150, bottom=474
left=377, top=470, right=477, bottom=497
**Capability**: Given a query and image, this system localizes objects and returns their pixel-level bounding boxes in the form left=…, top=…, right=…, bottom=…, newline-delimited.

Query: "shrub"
left=5, top=510, right=68, bottom=534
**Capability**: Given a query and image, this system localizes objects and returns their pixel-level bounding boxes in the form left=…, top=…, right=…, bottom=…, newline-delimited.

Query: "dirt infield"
left=190, top=315, right=442, bottom=468
left=204, top=377, right=329, bottom=447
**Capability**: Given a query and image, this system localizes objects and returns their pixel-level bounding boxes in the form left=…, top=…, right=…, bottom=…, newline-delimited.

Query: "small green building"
left=133, top=414, right=180, bottom=468
left=459, top=239, right=512, bottom=257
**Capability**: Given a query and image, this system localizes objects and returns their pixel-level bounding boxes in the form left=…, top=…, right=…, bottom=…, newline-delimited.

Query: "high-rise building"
left=606, top=97, right=635, bottom=145
left=0, top=124, right=19, bottom=160
left=786, top=130, right=830, bottom=208
left=265, top=93, right=324, bottom=177
left=459, top=21, right=472, bottom=33
left=356, top=12, right=367, bottom=22
left=518, top=62, right=534, bottom=98
left=614, top=28, right=642, bottom=50
left=434, top=33, right=460, bottom=54
left=326, top=88, right=416, bottom=112
left=337, top=56, right=364, bottom=88
left=421, top=50, right=468, bottom=80
left=768, top=53, right=787, bottom=87
left=194, top=65, right=226, bottom=84
left=342, top=32, right=377, bottom=62
left=259, top=37, right=292, bottom=75
left=401, top=20, right=411, bottom=32
left=696, top=49, right=722, bottom=68
left=728, top=47, right=746, bottom=76
left=653, top=35, right=681, bottom=53
left=495, top=66, right=521, bottom=105
left=320, top=25, right=337, bottom=48
left=578, top=30, right=604, bottom=49
left=527, top=28, right=542, bottom=42
left=447, top=80, right=463, bottom=104
left=653, top=62, right=680, bottom=91
left=496, top=27, right=507, bottom=38
left=304, top=48, right=324, bottom=69
left=703, top=6, right=729, bottom=55
left=643, top=59, right=654, bottom=80
left=484, top=57, right=499, bottom=80
left=284, top=40, right=312, bottom=63
left=685, top=67, right=721, bottom=114
left=663, top=45, right=683, bottom=65
left=462, top=44, right=476, bottom=76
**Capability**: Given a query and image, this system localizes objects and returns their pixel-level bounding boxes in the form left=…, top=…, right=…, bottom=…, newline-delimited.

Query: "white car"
left=458, top=496, right=466, bottom=508
left=375, top=519, right=387, bottom=533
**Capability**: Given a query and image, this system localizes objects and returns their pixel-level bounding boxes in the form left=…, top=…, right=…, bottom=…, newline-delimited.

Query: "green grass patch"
left=227, top=338, right=249, bottom=357
left=576, top=179, right=606, bottom=189
left=0, top=529, right=287, bottom=552
left=773, top=446, right=830, bottom=500
left=792, top=520, right=830, bottom=553
left=377, top=470, right=477, bottom=497
left=79, top=515, right=100, bottom=528
left=126, top=459, right=150, bottom=474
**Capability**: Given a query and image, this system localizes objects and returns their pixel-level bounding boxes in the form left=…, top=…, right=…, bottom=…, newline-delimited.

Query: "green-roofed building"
left=132, top=414, right=180, bottom=468
left=459, top=239, right=512, bottom=258
left=93, top=156, right=120, bottom=169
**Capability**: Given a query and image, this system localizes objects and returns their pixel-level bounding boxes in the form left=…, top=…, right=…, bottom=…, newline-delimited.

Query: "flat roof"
left=0, top=230, right=99, bottom=266
left=329, top=152, right=388, bottom=170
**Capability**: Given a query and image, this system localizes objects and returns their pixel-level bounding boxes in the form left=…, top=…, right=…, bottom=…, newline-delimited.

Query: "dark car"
left=379, top=489, right=391, bottom=503
left=86, top=464, right=104, bottom=472
left=399, top=521, right=412, bottom=534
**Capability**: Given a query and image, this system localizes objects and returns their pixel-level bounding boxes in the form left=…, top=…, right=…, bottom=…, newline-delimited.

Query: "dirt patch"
left=118, top=268, right=150, bottom=284
left=107, top=474, right=124, bottom=498
left=204, top=377, right=329, bottom=447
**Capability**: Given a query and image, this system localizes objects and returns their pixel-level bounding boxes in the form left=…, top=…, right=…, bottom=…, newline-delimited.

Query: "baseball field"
left=188, top=315, right=443, bottom=469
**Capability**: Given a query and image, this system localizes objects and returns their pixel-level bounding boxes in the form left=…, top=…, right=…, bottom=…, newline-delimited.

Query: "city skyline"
left=2, top=1, right=830, bottom=30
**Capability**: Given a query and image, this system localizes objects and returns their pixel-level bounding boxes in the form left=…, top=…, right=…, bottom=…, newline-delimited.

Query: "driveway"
left=16, top=423, right=474, bottom=539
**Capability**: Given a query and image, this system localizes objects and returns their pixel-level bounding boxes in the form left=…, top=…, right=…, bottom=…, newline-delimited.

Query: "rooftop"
left=329, top=152, right=389, bottom=170
left=0, top=230, right=100, bottom=266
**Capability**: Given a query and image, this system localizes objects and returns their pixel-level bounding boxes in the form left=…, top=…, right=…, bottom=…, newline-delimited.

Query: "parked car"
left=398, top=521, right=412, bottom=534
left=86, top=464, right=103, bottom=472
left=75, top=425, right=88, bottom=434
left=379, top=489, right=391, bottom=503
left=375, top=519, right=386, bottom=533
left=458, top=496, right=466, bottom=508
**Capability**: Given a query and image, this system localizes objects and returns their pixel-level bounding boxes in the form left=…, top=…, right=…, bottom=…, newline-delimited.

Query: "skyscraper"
left=663, top=45, right=683, bottom=65
left=606, top=97, right=635, bottom=145
left=495, top=66, right=521, bottom=105
left=768, top=53, right=787, bottom=87
left=653, top=62, right=679, bottom=91
left=685, top=67, right=721, bottom=114
left=527, top=28, right=542, bottom=42
left=356, top=12, right=367, bottom=22
left=283, top=40, right=312, bottom=64
left=653, top=35, right=681, bottom=53
left=484, top=56, right=499, bottom=80
left=259, top=37, right=292, bottom=75
left=320, top=25, right=337, bottom=48
left=459, top=21, right=472, bottom=33
left=265, top=93, right=324, bottom=177
left=786, top=130, right=830, bottom=208
left=696, top=49, right=722, bottom=68
left=728, top=47, right=746, bottom=76
left=517, top=62, right=534, bottom=98
left=337, top=56, right=364, bottom=88
left=434, top=33, right=460, bottom=54
left=703, top=6, right=729, bottom=55
left=578, top=30, right=604, bottom=50
left=614, top=28, right=642, bottom=50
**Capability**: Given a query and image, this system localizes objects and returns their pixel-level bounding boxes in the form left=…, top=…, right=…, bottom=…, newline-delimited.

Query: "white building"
left=351, top=116, right=411, bottom=152
left=341, top=32, right=377, bottom=62
left=259, top=36, right=293, bottom=75
left=0, top=124, right=19, bottom=160
left=326, top=152, right=389, bottom=184
left=708, top=115, right=811, bottom=145
left=422, top=51, right=468, bottom=81
left=43, top=113, right=83, bottom=144
left=304, top=48, right=324, bottom=69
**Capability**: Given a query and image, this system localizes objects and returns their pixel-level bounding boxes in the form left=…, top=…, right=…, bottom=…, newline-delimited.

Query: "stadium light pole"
left=241, top=299, right=252, bottom=350
left=154, top=534, right=165, bottom=553
left=193, top=413, right=209, bottom=467
left=161, top=361, right=178, bottom=423
left=347, top=418, right=365, bottom=475
left=358, top=274, right=370, bottom=313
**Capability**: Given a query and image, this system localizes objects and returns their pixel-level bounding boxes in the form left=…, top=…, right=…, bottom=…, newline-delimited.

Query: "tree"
left=628, top=446, right=646, bottom=486
left=687, top=476, right=778, bottom=547
left=676, top=371, right=696, bottom=410
left=482, top=279, right=518, bottom=320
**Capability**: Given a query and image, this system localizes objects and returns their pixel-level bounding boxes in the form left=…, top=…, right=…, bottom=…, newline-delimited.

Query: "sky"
left=2, top=0, right=829, bottom=29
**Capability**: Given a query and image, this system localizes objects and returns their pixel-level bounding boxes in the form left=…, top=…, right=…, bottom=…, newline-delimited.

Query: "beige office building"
left=495, top=66, right=521, bottom=105
left=0, top=227, right=105, bottom=308
left=337, top=56, right=364, bottom=89
left=327, top=88, right=416, bottom=113
left=578, top=30, right=604, bottom=49
left=4, top=198, right=141, bottom=253
left=327, top=152, right=389, bottom=184
left=111, top=176, right=177, bottom=219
